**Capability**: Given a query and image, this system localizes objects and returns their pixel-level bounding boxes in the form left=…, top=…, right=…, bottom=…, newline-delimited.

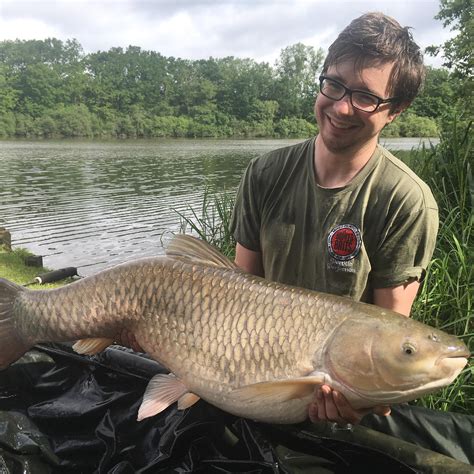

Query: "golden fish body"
left=0, top=235, right=469, bottom=424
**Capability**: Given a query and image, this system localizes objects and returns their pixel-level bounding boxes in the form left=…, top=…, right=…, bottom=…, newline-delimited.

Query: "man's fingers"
left=322, top=387, right=343, bottom=422
left=308, top=386, right=391, bottom=426
left=332, top=391, right=365, bottom=425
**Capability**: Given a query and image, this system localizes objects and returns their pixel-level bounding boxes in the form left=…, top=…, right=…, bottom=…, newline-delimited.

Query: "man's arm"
left=373, top=279, right=420, bottom=317
left=235, top=243, right=264, bottom=277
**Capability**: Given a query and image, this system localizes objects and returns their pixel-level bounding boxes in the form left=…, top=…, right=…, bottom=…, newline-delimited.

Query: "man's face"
left=314, top=60, right=402, bottom=154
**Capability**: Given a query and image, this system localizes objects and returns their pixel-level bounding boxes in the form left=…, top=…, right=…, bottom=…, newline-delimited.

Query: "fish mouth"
left=436, top=348, right=470, bottom=374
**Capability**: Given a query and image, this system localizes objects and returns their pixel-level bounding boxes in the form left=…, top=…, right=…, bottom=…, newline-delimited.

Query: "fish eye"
left=402, top=343, right=417, bottom=356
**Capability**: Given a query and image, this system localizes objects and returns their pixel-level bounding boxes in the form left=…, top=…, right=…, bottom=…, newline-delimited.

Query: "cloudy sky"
left=0, top=0, right=452, bottom=67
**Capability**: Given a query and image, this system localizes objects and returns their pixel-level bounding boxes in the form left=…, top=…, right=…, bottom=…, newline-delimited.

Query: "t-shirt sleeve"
left=369, top=206, right=439, bottom=288
left=229, top=158, right=262, bottom=252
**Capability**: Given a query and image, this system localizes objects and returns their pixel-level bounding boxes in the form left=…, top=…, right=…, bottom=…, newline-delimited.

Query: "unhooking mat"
left=0, top=343, right=472, bottom=473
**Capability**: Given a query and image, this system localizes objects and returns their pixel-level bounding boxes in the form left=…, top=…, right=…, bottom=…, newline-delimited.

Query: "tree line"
left=0, top=37, right=461, bottom=139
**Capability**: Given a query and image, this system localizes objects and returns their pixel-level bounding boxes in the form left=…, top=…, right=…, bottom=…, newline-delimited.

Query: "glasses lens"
left=351, top=92, right=379, bottom=112
left=321, top=78, right=345, bottom=100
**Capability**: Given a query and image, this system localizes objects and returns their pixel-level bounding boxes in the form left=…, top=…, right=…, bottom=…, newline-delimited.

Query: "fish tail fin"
left=0, top=278, right=31, bottom=369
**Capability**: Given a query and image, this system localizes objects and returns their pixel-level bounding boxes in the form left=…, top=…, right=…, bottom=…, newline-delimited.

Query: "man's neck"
left=313, top=135, right=378, bottom=188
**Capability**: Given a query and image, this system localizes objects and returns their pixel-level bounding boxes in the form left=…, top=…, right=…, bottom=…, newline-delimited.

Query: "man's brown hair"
left=323, top=12, right=425, bottom=111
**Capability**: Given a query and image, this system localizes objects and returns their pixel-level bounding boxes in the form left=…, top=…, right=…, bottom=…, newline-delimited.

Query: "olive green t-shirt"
left=230, top=137, right=439, bottom=303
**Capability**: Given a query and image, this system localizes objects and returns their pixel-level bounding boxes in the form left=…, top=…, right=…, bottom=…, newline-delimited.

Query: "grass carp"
left=0, top=235, right=469, bottom=424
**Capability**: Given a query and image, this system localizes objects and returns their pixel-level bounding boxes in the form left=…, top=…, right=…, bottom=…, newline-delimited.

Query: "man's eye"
left=326, top=82, right=341, bottom=90
left=354, top=93, right=378, bottom=106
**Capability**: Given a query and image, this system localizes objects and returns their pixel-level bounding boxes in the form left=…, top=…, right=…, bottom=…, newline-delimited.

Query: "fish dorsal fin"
left=166, top=234, right=237, bottom=270
left=231, top=376, right=325, bottom=404
left=138, top=373, right=199, bottom=421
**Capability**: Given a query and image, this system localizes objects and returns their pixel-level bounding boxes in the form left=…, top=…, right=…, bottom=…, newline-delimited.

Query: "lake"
left=0, top=137, right=438, bottom=276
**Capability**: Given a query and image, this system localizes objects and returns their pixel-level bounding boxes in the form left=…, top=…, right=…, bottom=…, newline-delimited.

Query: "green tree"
left=427, top=0, right=473, bottom=114
left=411, top=67, right=455, bottom=119
left=273, top=43, right=324, bottom=120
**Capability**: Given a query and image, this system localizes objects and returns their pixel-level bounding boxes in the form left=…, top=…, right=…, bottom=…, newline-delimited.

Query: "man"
left=230, top=12, right=439, bottom=426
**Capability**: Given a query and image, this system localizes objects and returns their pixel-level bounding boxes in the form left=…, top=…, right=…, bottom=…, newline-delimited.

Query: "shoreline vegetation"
left=0, top=38, right=450, bottom=140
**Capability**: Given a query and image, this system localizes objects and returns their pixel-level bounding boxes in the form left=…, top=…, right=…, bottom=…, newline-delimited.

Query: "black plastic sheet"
left=0, top=343, right=472, bottom=473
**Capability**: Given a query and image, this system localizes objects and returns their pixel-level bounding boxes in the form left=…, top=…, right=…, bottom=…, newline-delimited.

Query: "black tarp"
left=0, top=343, right=472, bottom=473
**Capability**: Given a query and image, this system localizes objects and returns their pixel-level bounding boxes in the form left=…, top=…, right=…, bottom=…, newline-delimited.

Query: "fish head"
left=323, top=310, right=470, bottom=407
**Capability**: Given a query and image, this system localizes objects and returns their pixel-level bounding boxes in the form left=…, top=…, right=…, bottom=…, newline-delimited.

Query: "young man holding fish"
left=231, top=12, right=439, bottom=426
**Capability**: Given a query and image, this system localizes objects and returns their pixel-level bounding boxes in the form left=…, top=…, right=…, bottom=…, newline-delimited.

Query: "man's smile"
left=326, top=115, right=358, bottom=130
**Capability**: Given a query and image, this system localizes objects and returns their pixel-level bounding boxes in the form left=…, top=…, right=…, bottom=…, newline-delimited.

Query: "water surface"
left=0, top=137, right=437, bottom=276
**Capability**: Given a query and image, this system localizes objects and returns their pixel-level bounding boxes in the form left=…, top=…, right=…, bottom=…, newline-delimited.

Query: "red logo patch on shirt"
left=327, top=224, right=361, bottom=261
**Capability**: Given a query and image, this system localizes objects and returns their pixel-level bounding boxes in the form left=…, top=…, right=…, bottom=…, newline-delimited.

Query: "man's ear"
left=387, top=102, right=409, bottom=123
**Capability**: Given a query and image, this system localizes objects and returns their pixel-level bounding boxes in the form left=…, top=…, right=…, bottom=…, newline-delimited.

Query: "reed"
left=176, top=188, right=237, bottom=259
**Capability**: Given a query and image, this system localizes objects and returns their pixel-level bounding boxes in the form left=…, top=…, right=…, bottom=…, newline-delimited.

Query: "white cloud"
left=0, top=0, right=453, bottom=67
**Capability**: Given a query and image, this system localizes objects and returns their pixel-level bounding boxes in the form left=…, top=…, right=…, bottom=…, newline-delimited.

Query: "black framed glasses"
left=319, top=75, right=398, bottom=113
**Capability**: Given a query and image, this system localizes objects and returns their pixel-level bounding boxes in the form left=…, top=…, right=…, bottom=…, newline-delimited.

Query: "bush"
left=51, top=104, right=94, bottom=137
left=36, top=114, right=57, bottom=138
left=151, top=116, right=192, bottom=138
left=274, top=117, right=317, bottom=138
left=0, top=111, right=16, bottom=137
left=381, top=120, right=400, bottom=138
left=14, top=113, right=36, bottom=137
left=398, top=113, right=439, bottom=137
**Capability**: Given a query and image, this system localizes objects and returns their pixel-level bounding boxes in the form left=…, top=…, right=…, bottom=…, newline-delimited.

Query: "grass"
left=177, top=119, right=473, bottom=415
left=175, top=188, right=237, bottom=259
left=0, top=246, right=72, bottom=288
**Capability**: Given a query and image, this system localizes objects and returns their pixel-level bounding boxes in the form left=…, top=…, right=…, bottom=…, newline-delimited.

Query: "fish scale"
left=0, top=234, right=469, bottom=424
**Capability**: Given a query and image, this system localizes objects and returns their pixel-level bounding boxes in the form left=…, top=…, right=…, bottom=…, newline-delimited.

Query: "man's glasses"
left=319, top=75, right=398, bottom=113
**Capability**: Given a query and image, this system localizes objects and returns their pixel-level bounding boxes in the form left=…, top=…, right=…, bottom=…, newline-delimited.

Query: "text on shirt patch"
left=327, top=224, right=361, bottom=262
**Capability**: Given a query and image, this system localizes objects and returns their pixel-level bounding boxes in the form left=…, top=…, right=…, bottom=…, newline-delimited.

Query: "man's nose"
left=332, top=95, right=354, bottom=115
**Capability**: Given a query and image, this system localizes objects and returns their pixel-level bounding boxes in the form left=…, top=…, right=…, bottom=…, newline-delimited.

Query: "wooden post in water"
left=0, top=227, right=11, bottom=251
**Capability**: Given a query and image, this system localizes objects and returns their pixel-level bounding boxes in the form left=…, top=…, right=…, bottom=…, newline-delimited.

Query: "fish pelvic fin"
left=0, top=278, right=31, bottom=369
left=138, top=373, right=200, bottom=421
left=72, top=337, right=115, bottom=355
left=166, top=234, right=237, bottom=270
left=177, top=392, right=200, bottom=410
left=231, top=376, right=325, bottom=404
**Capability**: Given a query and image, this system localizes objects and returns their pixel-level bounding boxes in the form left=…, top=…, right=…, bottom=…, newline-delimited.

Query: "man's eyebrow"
left=325, top=74, right=379, bottom=95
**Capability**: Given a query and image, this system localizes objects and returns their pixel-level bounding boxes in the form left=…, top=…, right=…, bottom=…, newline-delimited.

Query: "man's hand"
left=308, top=385, right=391, bottom=426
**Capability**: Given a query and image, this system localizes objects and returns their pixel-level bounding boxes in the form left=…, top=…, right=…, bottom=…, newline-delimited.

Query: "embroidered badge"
left=327, top=224, right=361, bottom=261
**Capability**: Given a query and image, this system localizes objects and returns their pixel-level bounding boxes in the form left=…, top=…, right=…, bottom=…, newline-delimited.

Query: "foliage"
left=177, top=188, right=236, bottom=259
left=0, top=37, right=455, bottom=139
left=382, top=113, right=439, bottom=138
left=426, top=0, right=473, bottom=117
left=426, top=0, right=473, bottom=78
left=410, top=67, right=456, bottom=119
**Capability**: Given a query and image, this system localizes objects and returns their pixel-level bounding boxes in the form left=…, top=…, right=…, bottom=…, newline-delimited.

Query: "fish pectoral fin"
left=138, top=373, right=189, bottom=421
left=232, top=376, right=325, bottom=404
left=177, top=392, right=201, bottom=410
left=72, top=337, right=115, bottom=355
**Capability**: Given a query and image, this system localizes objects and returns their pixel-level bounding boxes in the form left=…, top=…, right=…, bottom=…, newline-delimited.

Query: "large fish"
left=0, top=235, right=469, bottom=424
